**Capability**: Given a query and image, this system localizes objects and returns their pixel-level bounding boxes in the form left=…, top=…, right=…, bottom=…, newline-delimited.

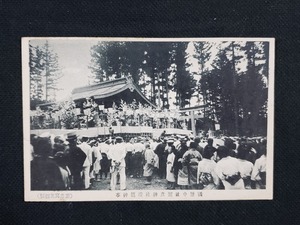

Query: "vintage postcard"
left=22, top=37, right=275, bottom=201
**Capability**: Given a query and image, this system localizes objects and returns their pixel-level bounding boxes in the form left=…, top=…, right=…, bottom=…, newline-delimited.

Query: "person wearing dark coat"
left=194, top=136, right=204, bottom=156
left=203, top=138, right=217, bottom=159
left=31, top=137, right=65, bottom=190
left=65, top=133, right=87, bottom=190
left=174, top=137, right=189, bottom=184
left=154, top=138, right=168, bottom=179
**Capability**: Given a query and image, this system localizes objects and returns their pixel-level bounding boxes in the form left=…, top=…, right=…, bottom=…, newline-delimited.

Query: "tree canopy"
left=89, top=41, right=269, bottom=136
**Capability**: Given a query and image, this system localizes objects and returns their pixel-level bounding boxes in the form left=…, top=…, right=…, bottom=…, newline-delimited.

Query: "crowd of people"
left=30, top=132, right=267, bottom=191
left=31, top=98, right=186, bottom=130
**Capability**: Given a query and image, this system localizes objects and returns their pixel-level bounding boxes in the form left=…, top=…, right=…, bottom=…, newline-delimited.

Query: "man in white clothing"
left=108, top=136, right=127, bottom=190
left=79, top=135, right=93, bottom=189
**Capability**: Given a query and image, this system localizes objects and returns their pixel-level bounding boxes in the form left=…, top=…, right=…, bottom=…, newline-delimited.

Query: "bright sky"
left=30, top=39, right=98, bottom=101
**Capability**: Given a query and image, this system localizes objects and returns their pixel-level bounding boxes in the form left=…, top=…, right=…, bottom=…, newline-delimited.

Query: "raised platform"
left=30, top=126, right=192, bottom=138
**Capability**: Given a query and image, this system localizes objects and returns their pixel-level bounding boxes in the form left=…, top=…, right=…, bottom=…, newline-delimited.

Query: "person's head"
left=259, top=143, right=266, bottom=156
left=115, top=136, right=123, bottom=144
left=30, top=134, right=39, bottom=149
left=54, top=151, right=67, bottom=167
left=237, top=145, right=248, bottom=160
left=194, top=136, right=201, bottom=144
left=81, top=135, right=89, bottom=143
left=224, top=138, right=236, bottom=150
left=216, top=146, right=230, bottom=159
left=207, top=138, right=213, bottom=146
left=105, top=139, right=111, bottom=145
left=202, top=146, right=214, bottom=159
left=145, top=143, right=150, bottom=149
left=180, top=137, right=187, bottom=145
left=167, top=138, right=174, bottom=146
left=34, top=137, right=52, bottom=157
left=89, top=139, right=96, bottom=147
left=189, top=141, right=198, bottom=150
left=54, top=135, right=66, bottom=146
left=66, top=133, right=77, bottom=146
left=238, top=137, right=246, bottom=145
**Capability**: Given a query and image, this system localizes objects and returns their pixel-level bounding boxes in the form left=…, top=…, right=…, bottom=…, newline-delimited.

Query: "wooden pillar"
left=190, top=110, right=196, bottom=136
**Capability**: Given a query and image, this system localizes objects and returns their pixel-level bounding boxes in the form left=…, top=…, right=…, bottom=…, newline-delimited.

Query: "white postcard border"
left=22, top=37, right=275, bottom=201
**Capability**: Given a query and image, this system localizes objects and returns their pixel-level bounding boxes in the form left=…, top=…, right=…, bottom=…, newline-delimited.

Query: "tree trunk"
left=231, top=42, right=239, bottom=136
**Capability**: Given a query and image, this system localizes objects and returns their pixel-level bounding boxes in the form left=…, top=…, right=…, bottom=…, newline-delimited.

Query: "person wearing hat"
left=78, top=135, right=93, bottom=189
left=154, top=137, right=168, bottom=179
left=65, top=133, right=87, bottom=190
left=107, top=136, right=127, bottom=190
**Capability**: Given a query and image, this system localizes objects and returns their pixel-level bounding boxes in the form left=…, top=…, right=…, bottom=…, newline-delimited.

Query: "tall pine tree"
left=43, top=41, right=62, bottom=102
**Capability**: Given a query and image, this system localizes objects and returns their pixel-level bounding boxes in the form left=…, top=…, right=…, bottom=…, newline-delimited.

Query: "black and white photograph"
left=22, top=37, right=274, bottom=201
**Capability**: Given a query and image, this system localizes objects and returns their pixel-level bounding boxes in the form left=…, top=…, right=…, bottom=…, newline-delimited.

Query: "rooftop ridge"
left=72, top=76, right=129, bottom=94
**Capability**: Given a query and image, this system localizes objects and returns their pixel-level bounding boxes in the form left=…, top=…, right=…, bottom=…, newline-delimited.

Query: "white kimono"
left=166, top=153, right=176, bottom=182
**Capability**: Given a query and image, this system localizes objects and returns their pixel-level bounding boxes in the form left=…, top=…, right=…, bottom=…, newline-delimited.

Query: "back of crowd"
left=30, top=133, right=267, bottom=191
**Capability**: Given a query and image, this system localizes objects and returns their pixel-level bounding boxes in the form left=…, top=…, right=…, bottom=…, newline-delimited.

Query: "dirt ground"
left=90, top=176, right=169, bottom=190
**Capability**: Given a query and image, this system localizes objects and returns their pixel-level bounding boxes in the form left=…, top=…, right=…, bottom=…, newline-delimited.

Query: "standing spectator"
left=31, top=137, right=65, bottom=190
left=54, top=151, right=71, bottom=190
left=251, top=145, right=267, bottom=189
left=237, top=145, right=253, bottom=189
left=90, top=140, right=102, bottom=181
left=143, top=144, right=157, bottom=185
left=166, top=143, right=176, bottom=190
left=79, top=135, right=93, bottom=189
left=224, top=138, right=237, bottom=158
left=125, top=138, right=135, bottom=177
left=108, top=137, right=127, bottom=190
left=99, top=139, right=111, bottom=179
left=132, top=137, right=145, bottom=178
left=204, top=138, right=217, bottom=158
left=30, top=134, right=39, bottom=161
left=215, top=146, right=245, bottom=190
left=154, top=138, right=168, bottom=179
left=197, top=146, right=219, bottom=190
left=181, top=142, right=202, bottom=189
left=66, top=133, right=86, bottom=190
left=194, top=136, right=204, bottom=156
left=175, top=137, right=189, bottom=189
